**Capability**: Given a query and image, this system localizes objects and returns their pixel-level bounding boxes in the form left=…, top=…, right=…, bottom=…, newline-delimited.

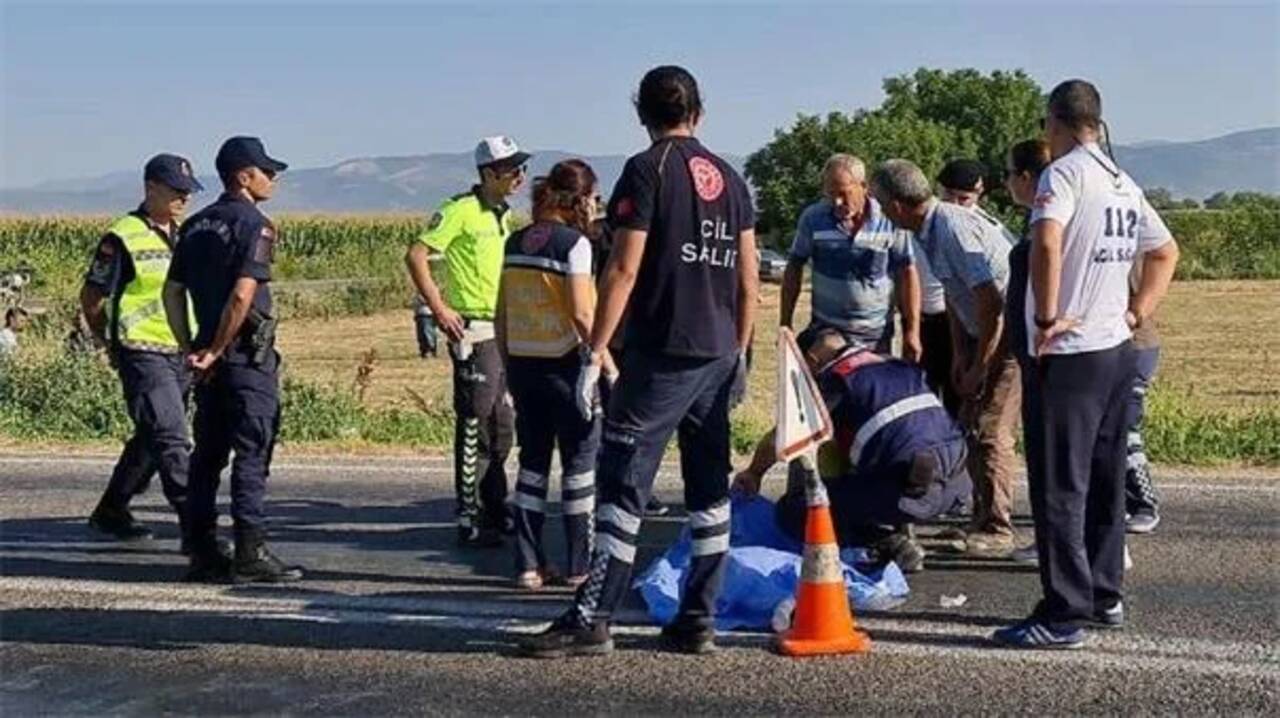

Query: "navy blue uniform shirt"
left=168, top=193, right=276, bottom=361
left=820, top=351, right=962, bottom=478
left=606, top=136, right=754, bottom=358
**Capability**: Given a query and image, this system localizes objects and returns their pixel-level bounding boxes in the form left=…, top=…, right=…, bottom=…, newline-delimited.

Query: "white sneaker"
left=1124, top=544, right=1134, bottom=571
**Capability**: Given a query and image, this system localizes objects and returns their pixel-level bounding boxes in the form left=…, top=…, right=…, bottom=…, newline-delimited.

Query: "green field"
left=1, top=212, right=1277, bottom=465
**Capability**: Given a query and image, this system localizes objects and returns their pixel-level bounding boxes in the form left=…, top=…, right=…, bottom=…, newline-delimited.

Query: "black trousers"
left=1025, top=341, right=1136, bottom=627
left=572, top=350, right=737, bottom=629
left=100, top=351, right=191, bottom=520
left=187, top=352, right=280, bottom=536
left=450, top=337, right=514, bottom=530
left=507, top=354, right=600, bottom=576
left=775, top=438, right=971, bottom=547
left=919, top=311, right=959, bottom=416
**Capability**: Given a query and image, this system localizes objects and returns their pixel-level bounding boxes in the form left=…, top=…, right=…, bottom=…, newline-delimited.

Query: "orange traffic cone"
left=775, top=460, right=872, bottom=657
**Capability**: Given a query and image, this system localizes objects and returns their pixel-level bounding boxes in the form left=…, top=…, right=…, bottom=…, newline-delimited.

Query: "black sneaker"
left=88, top=504, right=154, bottom=542
left=659, top=622, right=717, bottom=655
left=644, top=497, right=670, bottom=517
left=1088, top=601, right=1125, bottom=630
left=457, top=525, right=504, bottom=548
left=871, top=534, right=926, bottom=574
left=518, top=613, right=614, bottom=658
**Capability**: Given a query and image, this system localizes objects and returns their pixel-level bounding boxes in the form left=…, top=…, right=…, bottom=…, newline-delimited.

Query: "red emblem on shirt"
left=615, top=196, right=635, bottom=219
left=522, top=223, right=553, bottom=252
left=689, top=156, right=724, bottom=202
left=1034, top=191, right=1055, bottom=208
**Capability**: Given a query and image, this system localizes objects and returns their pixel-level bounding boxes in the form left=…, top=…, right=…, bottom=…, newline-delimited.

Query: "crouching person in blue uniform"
left=732, top=328, right=972, bottom=573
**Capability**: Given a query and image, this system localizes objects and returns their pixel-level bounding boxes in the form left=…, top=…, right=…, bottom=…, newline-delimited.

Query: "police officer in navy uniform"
left=522, top=65, right=759, bottom=658
left=164, top=136, right=302, bottom=583
left=82, top=154, right=204, bottom=547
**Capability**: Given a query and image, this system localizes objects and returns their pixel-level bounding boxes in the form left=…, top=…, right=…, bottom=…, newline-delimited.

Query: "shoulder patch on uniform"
left=426, top=211, right=444, bottom=231
left=254, top=225, right=276, bottom=264
left=1034, top=191, right=1055, bottom=208
left=689, top=156, right=725, bottom=202
left=614, top=196, right=635, bottom=220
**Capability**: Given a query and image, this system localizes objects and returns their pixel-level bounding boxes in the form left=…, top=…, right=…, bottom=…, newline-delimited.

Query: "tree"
left=1204, top=191, right=1233, bottom=210
left=745, top=68, right=1044, bottom=242
left=1144, top=187, right=1175, bottom=210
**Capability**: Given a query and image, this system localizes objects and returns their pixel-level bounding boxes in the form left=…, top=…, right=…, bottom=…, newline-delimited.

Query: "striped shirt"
left=501, top=221, right=593, bottom=359
left=915, top=201, right=1013, bottom=338
left=790, top=198, right=914, bottom=348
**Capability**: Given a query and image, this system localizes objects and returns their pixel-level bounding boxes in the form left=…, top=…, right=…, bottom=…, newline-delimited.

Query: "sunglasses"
left=494, top=164, right=527, bottom=178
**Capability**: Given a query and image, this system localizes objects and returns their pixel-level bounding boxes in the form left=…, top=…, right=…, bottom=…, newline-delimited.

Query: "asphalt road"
left=1, top=452, right=1276, bottom=715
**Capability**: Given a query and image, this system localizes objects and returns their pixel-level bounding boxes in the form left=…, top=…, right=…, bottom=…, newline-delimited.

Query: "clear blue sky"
left=2, top=1, right=1277, bottom=188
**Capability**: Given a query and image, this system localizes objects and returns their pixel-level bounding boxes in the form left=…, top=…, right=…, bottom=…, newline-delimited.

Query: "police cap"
left=144, top=153, right=204, bottom=193
left=937, top=159, right=986, bottom=192
left=215, top=136, right=288, bottom=177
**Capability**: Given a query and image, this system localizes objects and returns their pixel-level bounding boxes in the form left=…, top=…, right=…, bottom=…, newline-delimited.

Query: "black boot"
left=184, top=529, right=233, bottom=583
left=179, top=517, right=233, bottom=558
left=233, top=528, right=304, bottom=584
left=88, top=499, right=154, bottom=541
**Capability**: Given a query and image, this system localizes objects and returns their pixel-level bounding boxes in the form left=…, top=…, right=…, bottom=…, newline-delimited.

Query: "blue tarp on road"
left=635, top=494, right=909, bottom=630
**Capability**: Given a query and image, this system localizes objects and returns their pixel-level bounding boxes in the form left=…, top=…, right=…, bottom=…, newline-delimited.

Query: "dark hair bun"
left=635, top=65, right=703, bottom=130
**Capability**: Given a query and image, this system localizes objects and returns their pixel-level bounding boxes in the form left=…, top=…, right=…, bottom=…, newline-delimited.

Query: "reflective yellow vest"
left=104, top=214, right=193, bottom=352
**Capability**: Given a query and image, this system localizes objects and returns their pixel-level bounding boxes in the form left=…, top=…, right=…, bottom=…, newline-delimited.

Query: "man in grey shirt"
left=871, top=159, right=1021, bottom=555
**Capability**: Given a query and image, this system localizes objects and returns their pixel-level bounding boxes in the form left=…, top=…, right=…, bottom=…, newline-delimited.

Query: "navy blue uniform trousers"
left=101, top=350, right=191, bottom=516
left=507, top=353, right=600, bottom=577
left=1024, top=341, right=1136, bottom=627
left=776, top=438, right=972, bottom=547
left=187, top=352, right=280, bottom=534
left=573, top=350, right=737, bottom=629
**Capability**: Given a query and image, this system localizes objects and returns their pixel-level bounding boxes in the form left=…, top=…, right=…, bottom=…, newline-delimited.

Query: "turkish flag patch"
left=254, top=225, right=276, bottom=264
left=689, top=156, right=724, bottom=202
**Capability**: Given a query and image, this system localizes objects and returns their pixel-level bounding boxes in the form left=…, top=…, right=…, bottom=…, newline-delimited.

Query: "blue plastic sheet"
left=635, top=494, right=909, bottom=630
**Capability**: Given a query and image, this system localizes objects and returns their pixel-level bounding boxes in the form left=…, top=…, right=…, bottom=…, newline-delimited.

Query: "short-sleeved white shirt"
left=1027, top=143, right=1173, bottom=356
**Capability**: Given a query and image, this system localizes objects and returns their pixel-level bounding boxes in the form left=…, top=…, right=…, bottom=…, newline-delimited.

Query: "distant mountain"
left=0, top=151, right=742, bottom=214
left=2, top=128, right=1275, bottom=212
left=1114, top=127, right=1280, bottom=199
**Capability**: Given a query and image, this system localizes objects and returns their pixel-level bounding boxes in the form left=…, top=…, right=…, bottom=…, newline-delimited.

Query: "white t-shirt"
left=0, top=328, right=17, bottom=357
left=1027, top=143, right=1173, bottom=356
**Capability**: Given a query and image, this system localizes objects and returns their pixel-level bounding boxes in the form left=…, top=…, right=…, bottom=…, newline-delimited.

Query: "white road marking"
left=0, top=576, right=1273, bottom=679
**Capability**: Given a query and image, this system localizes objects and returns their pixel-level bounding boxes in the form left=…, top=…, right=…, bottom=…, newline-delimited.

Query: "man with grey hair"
left=871, top=158, right=1020, bottom=555
left=781, top=153, right=921, bottom=361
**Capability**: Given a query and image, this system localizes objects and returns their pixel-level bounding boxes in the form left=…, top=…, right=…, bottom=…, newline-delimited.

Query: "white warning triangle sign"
left=775, top=327, right=834, bottom=462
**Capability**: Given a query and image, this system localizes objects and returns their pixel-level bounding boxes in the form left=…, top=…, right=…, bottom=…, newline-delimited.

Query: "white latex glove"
left=728, top=350, right=748, bottom=410
left=576, top=349, right=603, bottom=421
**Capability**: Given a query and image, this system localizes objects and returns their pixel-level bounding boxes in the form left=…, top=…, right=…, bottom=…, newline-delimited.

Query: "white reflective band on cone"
left=800, top=542, right=843, bottom=583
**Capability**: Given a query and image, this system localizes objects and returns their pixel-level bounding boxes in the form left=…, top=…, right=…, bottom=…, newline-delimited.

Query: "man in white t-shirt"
left=993, top=79, right=1180, bottom=650
left=0, top=307, right=29, bottom=358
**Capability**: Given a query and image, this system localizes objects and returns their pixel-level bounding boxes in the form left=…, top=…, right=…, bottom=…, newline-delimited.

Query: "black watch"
left=1034, top=315, right=1057, bottom=330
